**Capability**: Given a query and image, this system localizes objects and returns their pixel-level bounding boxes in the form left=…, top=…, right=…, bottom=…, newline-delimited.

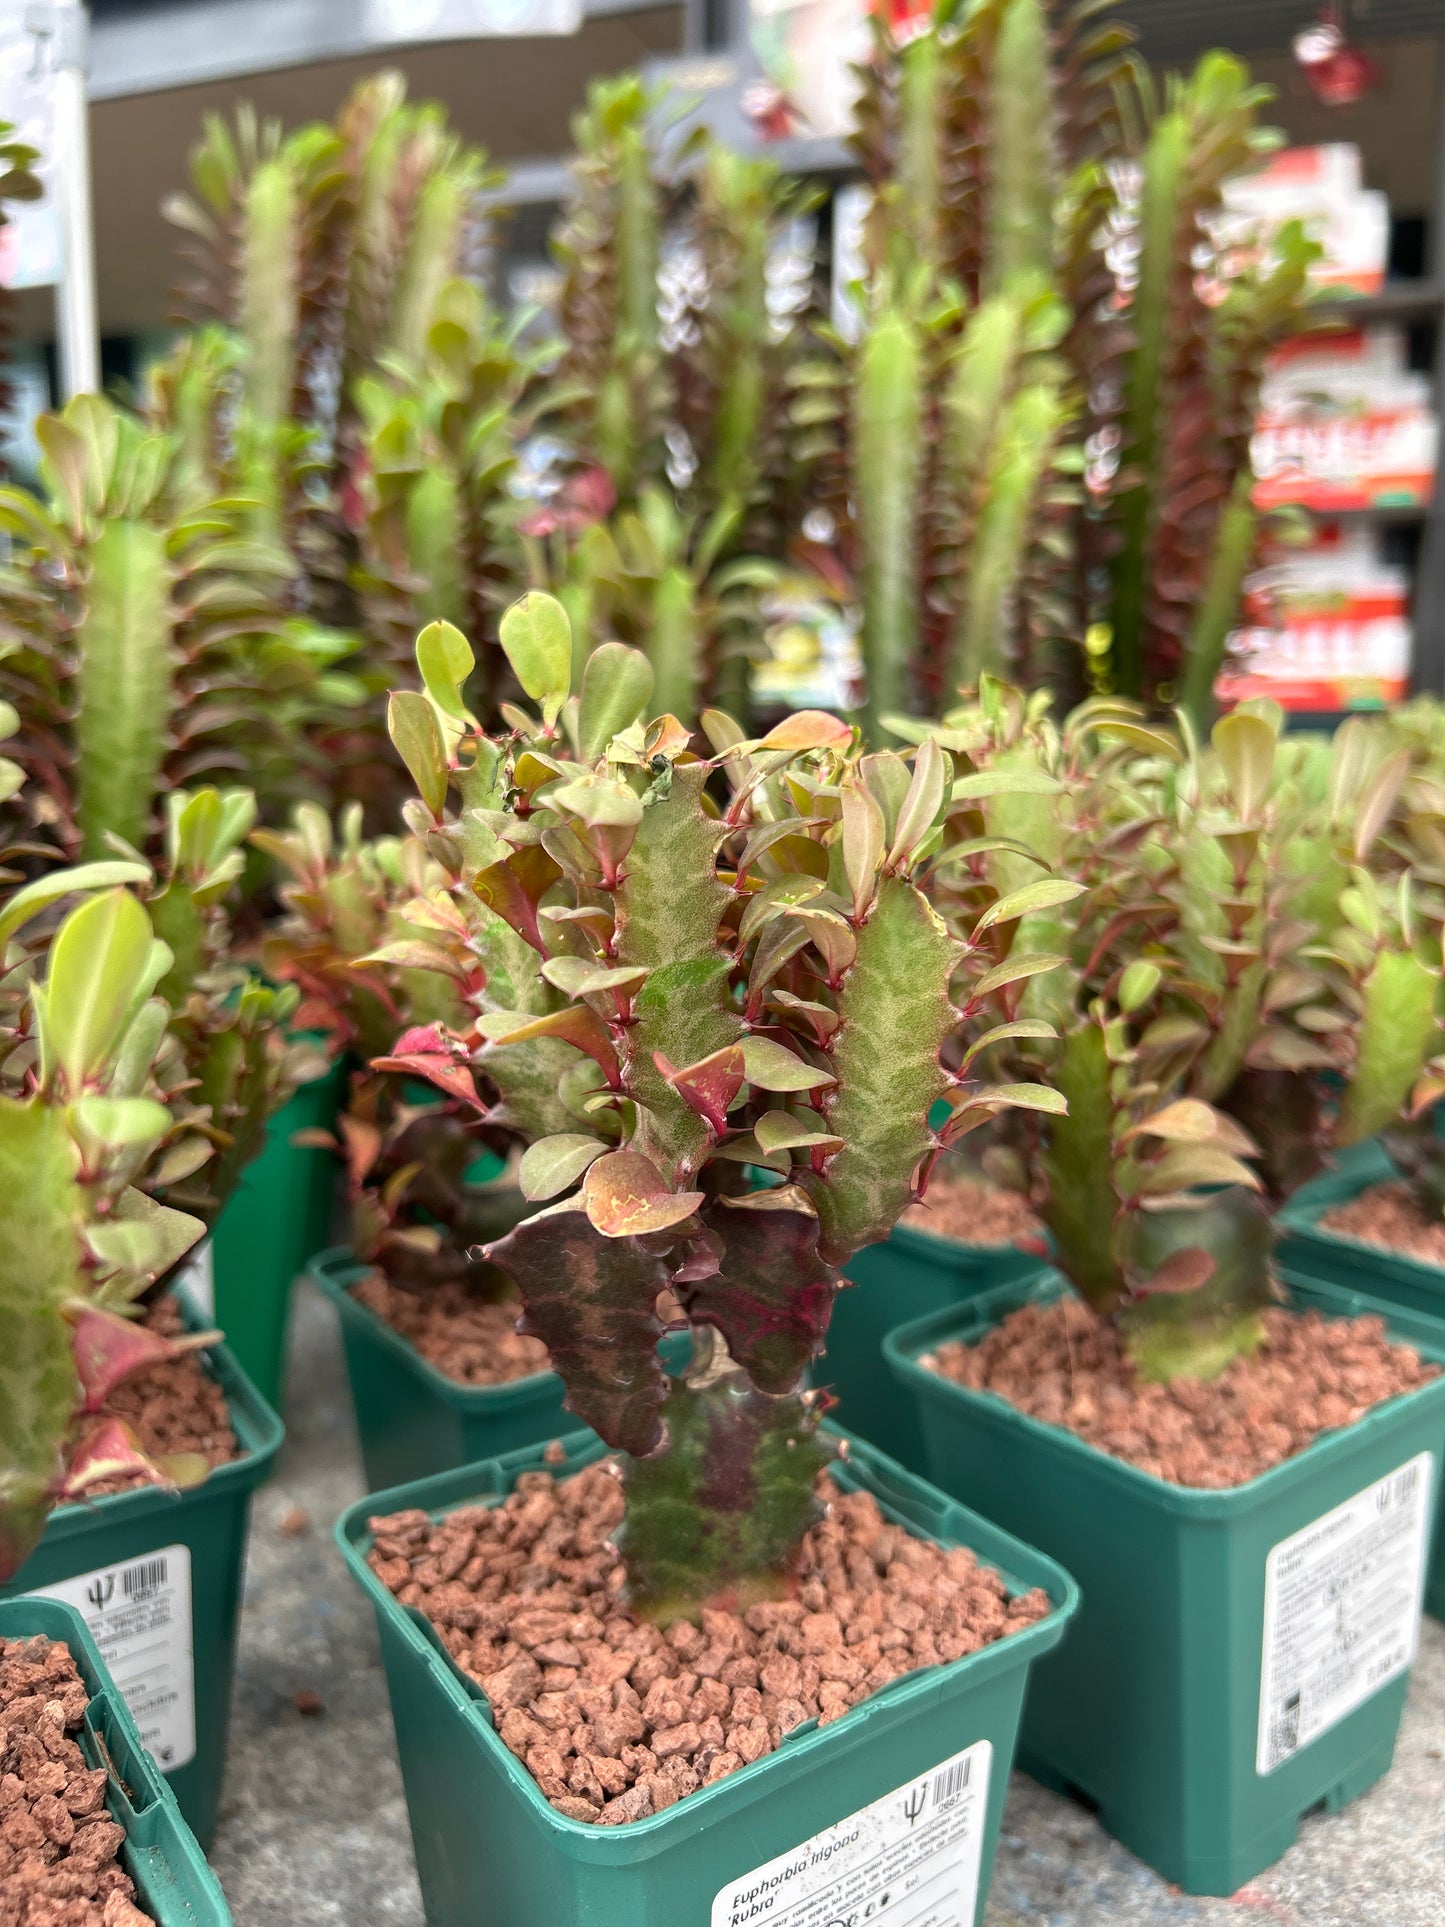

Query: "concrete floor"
left=210, top=1282, right=1445, bottom=1925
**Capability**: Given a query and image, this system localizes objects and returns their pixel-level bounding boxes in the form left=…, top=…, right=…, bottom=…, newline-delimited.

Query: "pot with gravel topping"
left=0, top=1596, right=231, bottom=1925
left=338, top=1428, right=1075, bottom=1927
left=885, top=1262, right=1445, bottom=1897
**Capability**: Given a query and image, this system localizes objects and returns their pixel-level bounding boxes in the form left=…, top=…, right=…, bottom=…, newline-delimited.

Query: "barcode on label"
left=932, top=1755, right=973, bottom=1806
left=123, top=1558, right=168, bottom=1601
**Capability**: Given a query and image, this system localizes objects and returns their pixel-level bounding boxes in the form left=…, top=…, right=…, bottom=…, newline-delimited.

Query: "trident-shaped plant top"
left=379, top=594, right=1066, bottom=1619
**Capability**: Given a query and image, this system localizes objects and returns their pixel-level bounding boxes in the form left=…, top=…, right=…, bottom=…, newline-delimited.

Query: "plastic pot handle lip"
left=308, top=1244, right=566, bottom=1410
left=335, top=1427, right=1080, bottom=1849
left=884, top=1265, right=1445, bottom=1517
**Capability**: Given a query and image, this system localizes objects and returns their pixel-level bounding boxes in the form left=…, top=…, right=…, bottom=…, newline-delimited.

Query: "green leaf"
left=753, top=1111, right=845, bottom=1154
left=36, top=891, right=155, bottom=1093
left=415, top=619, right=475, bottom=722
left=740, top=1036, right=836, bottom=1093
left=0, top=862, right=151, bottom=952
left=540, top=957, right=649, bottom=999
left=1212, top=711, right=1277, bottom=821
left=578, top=642, right=654, bottom=760
left=1118, top=960, right=1162, bottom=1013
left=518, top=1133, right=607, bottom=1202
left=841, top=779, right=886, bottom=922
left=388, top=690, right=449, bottom=820
left=499, top=591, right=572, bottom=727
left=963, top=1081, right=1067, bottom=1114
left=967, top=951, right=1067, bottom=1001
left=960, top=1020, right=1058, bottom=1067
left=973, top=877, right=1084, bottom=935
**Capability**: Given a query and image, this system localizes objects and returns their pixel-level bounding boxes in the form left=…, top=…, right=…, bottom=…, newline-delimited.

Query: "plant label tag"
left=27, top=1545, right=196, bottom=1773
left=711, top=1738, right=992, bottom=1927
left=176, top=1238, right=214, bottom=1316
left=1257, top=1451, right=1432, bottom=1775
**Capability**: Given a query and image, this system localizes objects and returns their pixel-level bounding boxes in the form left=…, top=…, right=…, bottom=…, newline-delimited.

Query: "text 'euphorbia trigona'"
left=377, top=595, right=1068, bottom=1620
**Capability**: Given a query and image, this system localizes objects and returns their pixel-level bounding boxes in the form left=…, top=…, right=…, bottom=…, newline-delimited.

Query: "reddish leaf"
left=582, top=1151, right=704, bottom=1236
left=486, top=1204, right=674, bottom=1455
left=393, top=1023, right=451, bottom=1056
left=371, top=1052, right=483, bottom=1110
left=679, top=1192, right=843, bottom=1395
left=653, top=1044, right=746, bottom=1136
left=1134, top=1246, right=1218, bottom=1297
left=473, top=845, right=562, bottom=954
left=477, top=1006, right=622, bottom=1088
left=69, top=1306, right=217, bottom=1414
left=60, top=1420, right=171, bottom=1500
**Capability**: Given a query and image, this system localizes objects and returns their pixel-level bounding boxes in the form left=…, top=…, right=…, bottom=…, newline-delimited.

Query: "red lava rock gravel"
left=0, top=1634, right=155, bottom=1927
left=1321, top=1181, right=1445, bottom=1267
left=902, top=1168, right=1041, bottom=1246
left=85, top=1298, right=236, bottom=1498
left=353, top=1273, right=549, bottom=1387
left=925, top=1298, right=1437, bottom=1487
left=367, top=1464, right=1050, bottom=1827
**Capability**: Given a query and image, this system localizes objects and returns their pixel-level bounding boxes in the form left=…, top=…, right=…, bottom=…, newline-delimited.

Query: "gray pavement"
left=210, top=1281, right=1445, bottom=1925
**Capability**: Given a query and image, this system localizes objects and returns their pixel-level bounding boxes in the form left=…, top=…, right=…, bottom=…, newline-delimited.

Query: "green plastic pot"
left=205, top=1052, right=346, bottom=1407
left=310, top=1247, right=691, bottom=1493
left=0, top=1595, right=232, bottom=1924
left=820, top=1225, right=1042, bottom=1469
left=337, top=1428, right=1078, bottom=1927
left=1279, top=1142, right=1445, bottom=1620
left=1278, top=1138, right=1441, bottom=1315
left=4, top=1289, right=284, bottom=1849
left=884, top=1265, right=1445, bottom=1896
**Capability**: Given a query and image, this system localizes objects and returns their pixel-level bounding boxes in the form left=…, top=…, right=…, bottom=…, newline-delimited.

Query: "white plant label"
left=176, top=1238, right=214, bottom=1316
left=1257, top=1452, right=1432, bottom=1775
left=712, top=1738, right=992, bottom=1927
left=27, top=1545, right=196, bottom=1773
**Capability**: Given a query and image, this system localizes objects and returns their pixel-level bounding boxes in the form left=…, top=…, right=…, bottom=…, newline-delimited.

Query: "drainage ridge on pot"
left=0, top=1595, right=233, bottom=1925
left=336, top=1427, right=1079, bottom=1927
left=823, top=1229, right=1046, bottom=1470
left=3, top=1286, right=284, bottom=1849
left=883, top=1265, right=1445, bottom=1896
left=310, top=1248, right=693, bottom=1493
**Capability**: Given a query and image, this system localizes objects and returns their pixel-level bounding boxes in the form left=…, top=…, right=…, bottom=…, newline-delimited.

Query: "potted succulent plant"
left=885, top=688, right=1445, bottom=1894
left=0, top=1594, right=232, bottom=1924
left=0, top=776, right=300, bottom=1841
left=336, top=593, right=1078, bottom=1926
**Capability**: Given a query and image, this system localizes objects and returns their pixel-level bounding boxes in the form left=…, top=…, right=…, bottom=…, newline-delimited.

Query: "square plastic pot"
left=0, top=1595, right=232, bottom=1924
left=336, top=1427, right=1078, bottom=1927
left=2, top=1289, right=284, bottom=1848
left=207, top=1052, right=346, bottom=1408
left=820, top=1227, right=1043, bottom=1469
left=884, top=1266, right=1445, bottom=1895
left=310, top=1248, right=690, bottom=1493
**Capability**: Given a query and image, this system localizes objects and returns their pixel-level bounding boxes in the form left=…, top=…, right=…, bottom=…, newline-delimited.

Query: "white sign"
left=365, top=0, right=582, bottom=40
left=27, top=1544, right=196, bottom=1774
left=1258, top=1453, right=1433, bottom=1775
left=0, top=18, right=59, bottom=291
left=712, top=1739, right=992, bottom=1927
